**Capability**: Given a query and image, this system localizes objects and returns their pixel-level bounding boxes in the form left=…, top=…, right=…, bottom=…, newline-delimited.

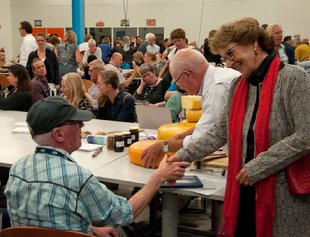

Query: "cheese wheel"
left=157, top=123, right=196, bottom=140
left=181, top=95, right=202, bottom=110
left=186, top=109, right=202, bottom=123
left=128, top=140, right=164, bottom=168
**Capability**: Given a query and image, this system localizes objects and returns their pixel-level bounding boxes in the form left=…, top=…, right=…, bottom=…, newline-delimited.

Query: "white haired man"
left=136, top=33, right=156, bottom=55
left=141, top=48, right=240, bottom=168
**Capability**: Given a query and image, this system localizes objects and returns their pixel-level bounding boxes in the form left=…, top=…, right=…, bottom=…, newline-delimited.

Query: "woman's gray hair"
left=139, top=63, right=155, bottom=75
left=145, top=33, right=155, bottom=41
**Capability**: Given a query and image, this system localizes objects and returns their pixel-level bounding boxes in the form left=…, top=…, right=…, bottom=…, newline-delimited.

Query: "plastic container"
left=86, top=135, right=108, bottom=145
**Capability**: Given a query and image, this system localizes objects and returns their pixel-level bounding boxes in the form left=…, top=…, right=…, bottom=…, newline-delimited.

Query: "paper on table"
left=79, top=142, right=103, bottom=151
left=139, top=130, right=157, bottom=140
left=12, top=127, right=29, bottom=134
left=13, top=121, right=28, bottom=126
left=192, top=176, right=226, bottom=196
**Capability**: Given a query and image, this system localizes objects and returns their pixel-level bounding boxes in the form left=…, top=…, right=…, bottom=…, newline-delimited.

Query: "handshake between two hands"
left=157, top=154, right=191, bottom=185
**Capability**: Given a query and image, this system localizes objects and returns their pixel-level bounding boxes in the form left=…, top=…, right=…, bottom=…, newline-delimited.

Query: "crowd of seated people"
left=2, top=28, right=213, bottom=123
left=2, top=23, right=309, bottom=121
left=1, top=27, right=196, bottom=126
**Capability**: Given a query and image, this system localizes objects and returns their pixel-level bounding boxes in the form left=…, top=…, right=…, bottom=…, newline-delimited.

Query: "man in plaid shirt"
left=5, top=97, right=190, bottom=236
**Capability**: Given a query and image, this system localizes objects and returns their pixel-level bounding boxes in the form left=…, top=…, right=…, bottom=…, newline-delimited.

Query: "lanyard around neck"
left=35, top=147, right=72, bottom=162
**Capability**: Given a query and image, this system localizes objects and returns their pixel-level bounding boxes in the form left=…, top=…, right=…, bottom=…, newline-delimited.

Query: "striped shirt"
left=5, top=146, right=133, bottom=233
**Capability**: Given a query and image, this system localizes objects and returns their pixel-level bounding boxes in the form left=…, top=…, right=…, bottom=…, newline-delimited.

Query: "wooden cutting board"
left=201, top=152, right=228, bottom=169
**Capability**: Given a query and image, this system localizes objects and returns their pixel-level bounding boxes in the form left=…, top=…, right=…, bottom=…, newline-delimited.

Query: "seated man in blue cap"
left=5, top=97, right=190, bottom=237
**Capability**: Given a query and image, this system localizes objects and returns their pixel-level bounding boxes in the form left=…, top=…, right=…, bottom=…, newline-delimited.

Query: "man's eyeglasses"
left=34, top=65, right=45, bottom=70
left=60, top=121, right=84, bottom=128
left=221, top=44, right=239, bottom=63
left=175, top=72, right=185, bottom=85
left=89, top=68, right=98, bottom=73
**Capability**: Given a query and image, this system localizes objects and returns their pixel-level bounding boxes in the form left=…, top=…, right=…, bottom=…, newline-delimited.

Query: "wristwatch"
left=163, top=140, right=169, bottom=153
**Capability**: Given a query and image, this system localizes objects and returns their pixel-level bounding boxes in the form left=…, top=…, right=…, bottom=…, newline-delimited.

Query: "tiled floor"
left=115, top=185, right=216, bottom=237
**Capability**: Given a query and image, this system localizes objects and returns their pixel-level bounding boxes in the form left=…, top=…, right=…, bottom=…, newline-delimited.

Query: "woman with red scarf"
left=168, top=17, right=310, bottom=237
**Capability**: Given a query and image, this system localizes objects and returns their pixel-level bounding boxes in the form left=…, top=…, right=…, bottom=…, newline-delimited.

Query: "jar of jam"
left=114, top=132, right=124, bottom=152
left=107, top=134, right=115, bottom=150
left=130, top=127, right=139, bottom=143
left=124, top=131, right=132, bottom=147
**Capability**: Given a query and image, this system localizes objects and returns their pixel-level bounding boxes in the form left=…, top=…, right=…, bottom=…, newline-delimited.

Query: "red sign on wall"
left=96, top=21, right=105, bottom=27
left=146, top=19, right=156, bottom=26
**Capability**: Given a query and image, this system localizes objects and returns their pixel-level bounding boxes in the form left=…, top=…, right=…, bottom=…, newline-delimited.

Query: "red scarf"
left=223, top=56, right=281, bottom=237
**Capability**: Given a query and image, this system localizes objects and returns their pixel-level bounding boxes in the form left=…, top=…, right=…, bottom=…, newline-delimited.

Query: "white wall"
left=0, top=0, right=13, bottom=60
left=3, top=0, right=310, bottom=60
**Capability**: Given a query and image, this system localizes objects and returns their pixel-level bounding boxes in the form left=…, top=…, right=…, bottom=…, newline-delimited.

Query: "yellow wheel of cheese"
left=157, top=123, right=196, bottom=140
left=128, top=140, right=164, bottom=168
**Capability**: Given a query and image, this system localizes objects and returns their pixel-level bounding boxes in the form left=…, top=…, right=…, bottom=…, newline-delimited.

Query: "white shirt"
left=82, top=48, right=102, bottom=65
left=88, top=83, right=100, bottom=109
left=183, top=65, right=241, bottom=153
left=19, top=34, right=37, bottom=67
left=167, top=46, right=177, bottom=60
left=278, top=43, right=288, bottom=64
left=88, top=82, right=100, bottom=99
left=146, top=44, right=160, bottom=54
left=79, top=42, right=89, bottom=52
left=105, top=63, right=126, bottom=84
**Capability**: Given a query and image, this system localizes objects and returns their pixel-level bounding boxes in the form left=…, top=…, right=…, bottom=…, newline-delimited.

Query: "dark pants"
left=0, top=167, right=9, bottom=208
left=235, top=185, right=256, bottom=237
left=1, top=208, right=11, bottom=229
left=0, top=167, right=9, bottom=187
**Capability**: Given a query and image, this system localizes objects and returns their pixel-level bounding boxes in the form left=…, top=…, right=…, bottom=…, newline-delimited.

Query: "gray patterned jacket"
left=177, top=64, right=310, bottom=237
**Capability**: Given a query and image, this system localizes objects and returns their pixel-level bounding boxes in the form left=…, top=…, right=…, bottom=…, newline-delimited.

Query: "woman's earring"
left=254, top=47, right=258, bottom=55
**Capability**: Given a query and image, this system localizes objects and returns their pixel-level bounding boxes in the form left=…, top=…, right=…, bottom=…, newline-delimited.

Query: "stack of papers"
left=79, top=143, right=103, bottom=151
left=12, top=121, right=29, bottom=134
left=12, top=126, right=29, bottom=134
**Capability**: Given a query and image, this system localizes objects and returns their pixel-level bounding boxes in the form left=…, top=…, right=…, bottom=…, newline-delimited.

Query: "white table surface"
left=94, top=155, right=226, bottom=237
left=1, top=110, right=225, bottom=237
left=93, top=154, right=226, bottom=199
left=0, top=111, right=36, bottom=167
left=0, top=110, right=151, bottom=171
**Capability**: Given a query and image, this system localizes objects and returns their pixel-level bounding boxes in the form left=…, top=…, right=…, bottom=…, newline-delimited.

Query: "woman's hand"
left=155, top=155, right=190, bottom=184
left=236, top=168, right=255, bottom=186
left=140, top=140, right=165, bottom=168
